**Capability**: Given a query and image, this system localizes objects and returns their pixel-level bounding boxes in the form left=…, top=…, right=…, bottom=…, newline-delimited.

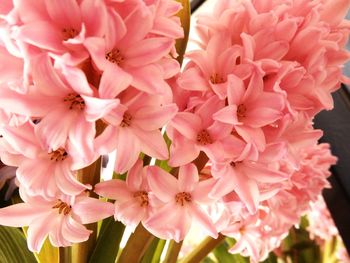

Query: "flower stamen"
left=120, top=112, right=132, bottom=127
left=48, top=148, right=68, bottom=162
left=64, top=93, right=85, bottom=110
left=210, top=73, right=225, bottom=84
left=237, top=104, right=247, bottom=120
left=175, top=192, right=192, bottom=206
left=196, top=129, right=213, bottom=145
left=105, top=49, right=124, bottom=65
left=52, top=199, right=71, bottom=215
left=133, top=191, right=149, bottom=207
left=62, top=28, right=79, bottom=41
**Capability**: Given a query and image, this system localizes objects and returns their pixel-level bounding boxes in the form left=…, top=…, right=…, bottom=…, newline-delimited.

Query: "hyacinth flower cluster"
left=0, top=0, right=349, bottom=262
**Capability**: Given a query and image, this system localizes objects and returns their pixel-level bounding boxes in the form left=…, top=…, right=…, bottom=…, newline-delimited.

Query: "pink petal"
left=31, top=54, right=71, bottom=96
left=73, top=196, right=114, bottom=224
left=83, top=95, right=120, bottom=122
left=59, top=66, right=93, bottom=96
left=17, top=21, right=64, bottom=51
left=134, top=129, right=169, bottom=160
left=0, top=87, right=58, bottom=117
left=1, top=123, right=41, bottom=158
left=27, top=212, right=57, bottom=252
left=95, top=179, right=132, bottom=201
left=244, top=107, right=282, bottom=128
left=189, top=204, right=218, bottom=238
left=151, top=17, right=184, bottom=39
left=61, top=216, right=91, bottom=243
left=133, top=104, right=178, bottom=131
left=114, top=128, right=140, bottom=173
left=99, top=64, right=132, bottom=98
left=177, top=67, right=209, bottom=91
left=126, top=159, right=144, bottom=191
left=55, top=162, right=89, bottom=195
left=104, top=9, right=127, bottom=49
left=68, top=115, right=96, bottom=167
left=158, top=58, right=180, bottom=79
left=170, top=112, right=202, bottom=141
left=84, top=37, right=110, bottom=71
left=192, top=179, right=217, bottom=204
left=168, top=137, right=200, bottom=167
left=35, top=106, right=77, bottom=150
left=94, top=125, right=119, bottom=154
left=118, top=5, right=153, bottom=46
left=235, top=126, right=266, bottom=152
left=145, top=203, right=191, bottom=242
left=115, top=200, right=146, bottom=232
left=45, top=0, right=81, bottom=29
left=0, top=203, right=48, bottom=227
left=124, top=38, right=174, bottom=67
left=178, top=163, right=198, bottom=192
left=80, top=0, right=109, bottom=37
left=147, top=166, right=178, bottom=202
left=128, top=64, right=170, bottom=94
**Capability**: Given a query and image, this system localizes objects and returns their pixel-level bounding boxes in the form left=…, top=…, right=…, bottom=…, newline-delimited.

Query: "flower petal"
left=178, top=163, right=198, bottom=192
left=73, top=196, right=114, bottom=224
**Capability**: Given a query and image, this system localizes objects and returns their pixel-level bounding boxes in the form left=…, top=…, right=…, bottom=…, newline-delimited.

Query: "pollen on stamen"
left=133, top=191, right=149, bottom=207
left=196, top=129, right=213, bottom=145
left=105, top=48, right=124, bottom=65
left=175, top=192, right=192, bottom=206
left=48, top=148, right=68, bottom=162
left=210, top=73, right=225, bottom=84
left=237, top=104, right=247, bottom=120
left=52, top=199, right=72, bottom=215
left=62, top=28, right=79, bottom=41
left=64, top=93, right=85, bottom=110
left=120, top=112, right=132, bottom=127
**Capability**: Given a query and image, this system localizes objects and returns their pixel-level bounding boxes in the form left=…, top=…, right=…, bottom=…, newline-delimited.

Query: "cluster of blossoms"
left=0, top=0, right=183, bottom=252
left=168, top=0, right=348, bottom=261
left=0, top=0, right=349, bottom=262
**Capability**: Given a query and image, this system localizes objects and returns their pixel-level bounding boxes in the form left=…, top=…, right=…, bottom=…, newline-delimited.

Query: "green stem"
left=117, top=224, right=154, bottom=263
left=164, top=240, right=183, bottom=263
left=180, top=234, right=225, bottom=263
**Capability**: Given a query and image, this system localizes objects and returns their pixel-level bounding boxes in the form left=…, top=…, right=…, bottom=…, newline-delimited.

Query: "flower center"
left=196, top=129, right=213, bottom=145
left=175, top=192, right=192, bottom=206
left=237, top=104, right=247, bottom=120
left=52, top=199, right=71, bottom=215
left=105, top=48, right=124, bottom=65
left=48, top=148, right=68, bottom=162
left=210, top=73, right=225, bottom=84
left=133, top=191, right=149, bottom=207
left=64, top=93, right=85, bottom=110
left=120, top=112, right=132, bottom=127
left=62, top=28, right=79, bottom=41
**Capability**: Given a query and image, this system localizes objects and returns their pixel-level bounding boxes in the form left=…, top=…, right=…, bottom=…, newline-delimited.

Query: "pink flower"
left=13, top=0, right=109, bottom=65
left=85, top=2, right=176, bottom=94
left=0, top=122, right=90, bottom=198
left=0, top=188, right=114, bottom=252
left=95, top=91, right=177, bottom=173
left=0, top=53, right=119, bottom=163
left=95, top=159, right=154, bottom=231
left=213, top=70, right=285, bottom=151
left=210, top=142, right=288, bottom=214
left=168, top=95, right=232, bottom=166
left=145, top=164, right=218, bottom=242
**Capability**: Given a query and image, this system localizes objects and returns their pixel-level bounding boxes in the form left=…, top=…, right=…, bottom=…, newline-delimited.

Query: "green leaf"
left=175, top=0, right=190, bottom=65
left=141, top=238, right=163, bottom=263
left=0, top=226, right=36, bottom=263
left=261, top=252, right=278, bottom=263
left=89, top=217, right=125, bottom=263
left=151, top=239, right=167, bottom=263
